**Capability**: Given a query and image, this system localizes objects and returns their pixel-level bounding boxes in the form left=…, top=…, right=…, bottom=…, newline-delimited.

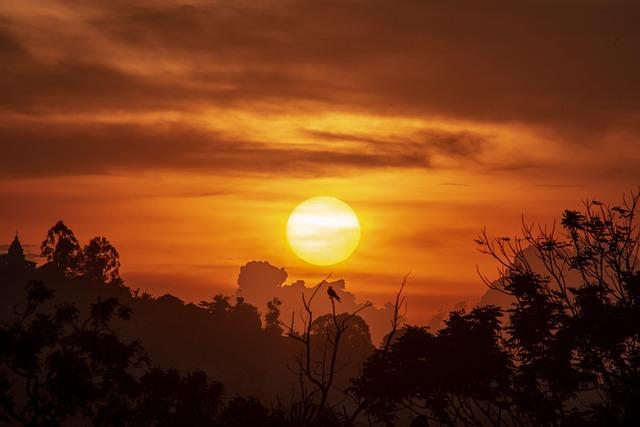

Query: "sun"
left=287, top=196, right=361, bottom=266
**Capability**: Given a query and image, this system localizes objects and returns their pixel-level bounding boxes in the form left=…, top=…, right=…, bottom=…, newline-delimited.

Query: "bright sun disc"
left=287, top=197, right=361, bottom=266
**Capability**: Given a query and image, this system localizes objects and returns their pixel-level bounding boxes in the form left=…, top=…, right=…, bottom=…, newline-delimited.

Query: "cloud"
left=0, top=1, right=638, bottom=183
left=305, top=129, right=487, bottom=160
left=0, top=119, right=449, bottom=177
left=1, top=0, right=639, bottom=137
left=94, top=1, right=640, bottom=134
left=235, top=260, right=400, bottom=345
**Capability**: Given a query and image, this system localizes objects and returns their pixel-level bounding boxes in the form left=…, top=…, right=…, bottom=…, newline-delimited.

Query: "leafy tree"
left=40, top=220, right=81, bottom=276
left=199, top=294, right=232, bottom=320
left=264, top=297, right=283, bottom=335
left=353, top=192, right=640, bottom=426
left=311, top=312, right=375, bottom=387
left=81, top=236, right=122, bottom=284
left=229, top=297, right=262, bottom=332
left=353, top=306, right=513, bottom=426
left=0, top=281, right=147, bottom=426
left=477, top=193, right=640, bottom=424
left=0, top=282, right=291, bottom=427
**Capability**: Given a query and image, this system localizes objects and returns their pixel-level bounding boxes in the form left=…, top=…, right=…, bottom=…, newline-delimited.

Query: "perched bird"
left=327, top=286, right=341, bottom=302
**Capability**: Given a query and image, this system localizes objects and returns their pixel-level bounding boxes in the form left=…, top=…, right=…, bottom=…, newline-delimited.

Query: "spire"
left=8, top=234, right=25, bottom=259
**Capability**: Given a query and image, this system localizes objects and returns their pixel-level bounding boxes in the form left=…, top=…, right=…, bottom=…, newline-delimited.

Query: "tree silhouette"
left=199, top=294, right=232, bottom=320
left=353, top=191, right=640, bottom=426
left=476, top=192, right=640, bottom=424
left=265, top=297, right=283, bottom=335
left=310, top=312, right=375, bottom=372
left=81, top=236, right=122, bottom=284
left=354, top=306, right=513, bottom=426
left=279, top=277, right=379, bottom=426
left=229, top=296, right=262, bottom=332
left=0, top=281, right=300, bottom=427
left=40, top=221, right=81, bottom=277
left=0, top=281, right=146, bottom=426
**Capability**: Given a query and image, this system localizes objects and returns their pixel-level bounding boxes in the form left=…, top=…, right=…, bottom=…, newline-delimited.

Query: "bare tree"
left=279, top=277, right=370, bottom=425
left=280, top=275, right=409, bottom=426
left=383, top=272, right=409, bottom=352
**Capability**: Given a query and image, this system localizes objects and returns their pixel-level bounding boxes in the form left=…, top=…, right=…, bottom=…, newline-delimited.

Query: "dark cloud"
left=1, top=1, right=639, bottom=136
left=0, top=0, right=638, bottom=181
left=92, top=1, right=640, bottom=133
left=0, top=29, right=24, bottom=56
left=0, top=120, right=455, bottom=177
left=306, top=129, right=487, bottom=164
left=0, top=27, right=218, bottom=114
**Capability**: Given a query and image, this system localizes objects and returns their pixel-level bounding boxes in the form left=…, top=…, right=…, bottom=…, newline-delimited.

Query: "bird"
left=327, top=286, right=341, bottom=302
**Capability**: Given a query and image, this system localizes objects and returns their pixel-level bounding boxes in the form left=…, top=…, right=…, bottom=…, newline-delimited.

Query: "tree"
left=228, top=297, right=262, bottom=332
left=353, top=192, right=640, bottom=426
left=280, top=278, right=373, bottom=426
left=0, top=281, right=147, bottom=426
left=353, top=306, right=514, bottom=426
left=40, top=220, right=81, bottom=276
left=0, top=282, right=289, bottom=427
left=199, top=294, right=232, bottom=320
left=265, top=297, right=283, bottom=335
left=475, top=192, right=640, bottom=424
left=310, top=312, right=375, bottom=379
left=81, top=236, right=122, bottom=284
left=479, top=193, right=640, bottom=424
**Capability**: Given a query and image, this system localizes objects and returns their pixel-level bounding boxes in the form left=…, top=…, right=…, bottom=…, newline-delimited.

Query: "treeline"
left=39, top=221, right=122, bottom=284
left=351, top=194, right=640, bottom=426
left=0, top=280, right=302, bottom=427
left=2, top=193, right=640, bottom=426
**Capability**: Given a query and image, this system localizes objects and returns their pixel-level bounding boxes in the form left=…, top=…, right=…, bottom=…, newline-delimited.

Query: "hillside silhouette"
left=0, top=222, right=379, bottom=420
left=2, top=192, right=640, bottom=426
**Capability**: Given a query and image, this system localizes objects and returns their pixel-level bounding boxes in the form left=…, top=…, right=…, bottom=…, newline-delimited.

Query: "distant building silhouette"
left=0, top=235, right=36, bottom=273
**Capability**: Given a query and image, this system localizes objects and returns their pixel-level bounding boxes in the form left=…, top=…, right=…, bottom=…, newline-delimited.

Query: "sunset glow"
left=287, top=197, right=361, bottom=266
left=0, top=0, right=638, bottom=325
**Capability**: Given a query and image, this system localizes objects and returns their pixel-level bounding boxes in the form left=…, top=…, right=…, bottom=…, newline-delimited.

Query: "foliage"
left=0, top=280, right=146, bottom=426
left=81, top=236, right=122, bottom=284
left=40, top=221, right=122, bottom=284
left=0, top=282, right=309, bottom=427
left=354, top=307, right=513, bottom=426
left=199, top=294, right=232, bottom=318
left=353, top=192, right=640, bottom=426
left=40, top=220, right=81, bottom=277
left=265, top=297, right=283, bottom=335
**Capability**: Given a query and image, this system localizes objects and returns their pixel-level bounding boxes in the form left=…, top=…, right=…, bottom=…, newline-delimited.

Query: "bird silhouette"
left=327, top=286, right=341, bottom=302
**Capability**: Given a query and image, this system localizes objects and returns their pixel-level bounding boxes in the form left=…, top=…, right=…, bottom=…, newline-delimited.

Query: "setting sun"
left=286, top=196, right=361, bottom=266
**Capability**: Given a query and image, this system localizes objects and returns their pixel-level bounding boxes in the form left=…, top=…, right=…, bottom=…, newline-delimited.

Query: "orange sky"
left=1, top=0, right=639, bottom=324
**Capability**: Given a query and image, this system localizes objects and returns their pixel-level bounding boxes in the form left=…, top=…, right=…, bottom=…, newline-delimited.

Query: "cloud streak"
left=4, top=120, right=480, bottom=177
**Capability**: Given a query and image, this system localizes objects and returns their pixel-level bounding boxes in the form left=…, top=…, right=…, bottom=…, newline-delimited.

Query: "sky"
left=1, top=0, right=639, bottom=324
